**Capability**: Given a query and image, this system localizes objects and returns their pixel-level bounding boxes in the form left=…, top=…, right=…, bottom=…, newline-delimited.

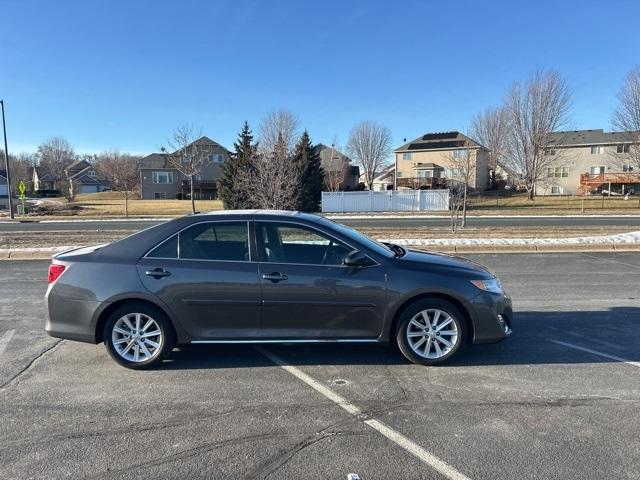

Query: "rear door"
left=256, top=221, right=387, bottom=339
left=137, top=220, right=262, bottom=339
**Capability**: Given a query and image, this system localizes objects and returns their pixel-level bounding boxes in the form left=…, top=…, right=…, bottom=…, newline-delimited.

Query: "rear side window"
left=179, top=222, right=249, bottom=261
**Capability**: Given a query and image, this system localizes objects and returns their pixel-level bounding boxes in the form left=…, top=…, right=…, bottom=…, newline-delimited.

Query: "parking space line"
left=551, top=339, right=640, bottom=368
left=255, top=346, right=472, bottom=480
left=0, top=330, right=15, bottom=357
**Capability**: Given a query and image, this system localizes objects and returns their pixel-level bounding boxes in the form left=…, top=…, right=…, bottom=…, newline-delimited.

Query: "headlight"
left=471, top=278, right=503, bottom=294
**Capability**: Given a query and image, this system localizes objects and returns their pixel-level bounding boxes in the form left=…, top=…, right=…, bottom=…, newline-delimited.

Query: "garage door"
left=80, top=185, right=99, bottom=194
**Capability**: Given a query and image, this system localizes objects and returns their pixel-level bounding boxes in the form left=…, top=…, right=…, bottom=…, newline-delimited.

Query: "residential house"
left=393, top=131, right=490, bottom=191
left=313, top=144, right=360, bottom=191
left=0, top=170, right=7, bottom=197
left=32, top=166, right=56, bottom=193
left=139, top=136, right=230, bottom=200
left=65, top=160, right=111, bottom=195
left=541, top=129, right=640, bottom=195
left=360, top=164, right=395, bottom=191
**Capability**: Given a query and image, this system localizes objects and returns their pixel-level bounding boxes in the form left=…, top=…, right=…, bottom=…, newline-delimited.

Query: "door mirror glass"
left=343, top=250, right=372, bottom=267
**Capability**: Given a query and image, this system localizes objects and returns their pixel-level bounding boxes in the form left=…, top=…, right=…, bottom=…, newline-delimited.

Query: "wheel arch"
left=94, top=297, right=179, bottom=344
left=388, top=292, right=475, bottom=346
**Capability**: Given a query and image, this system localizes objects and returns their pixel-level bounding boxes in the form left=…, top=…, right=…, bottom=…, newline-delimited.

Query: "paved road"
left=2, top=215, right=640, bottom=233
left=1, top=253, right=639, bottom=479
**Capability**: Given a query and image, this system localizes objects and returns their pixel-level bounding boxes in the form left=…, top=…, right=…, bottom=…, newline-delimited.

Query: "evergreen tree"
left=218, top=121, right=256, bottom=209
left=293, top=130, right=324, bottom=212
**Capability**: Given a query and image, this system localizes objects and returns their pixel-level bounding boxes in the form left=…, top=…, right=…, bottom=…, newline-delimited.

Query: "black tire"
left=395, top=298, right=465, bottom=366
left=103, top=302, right=175, bottom=370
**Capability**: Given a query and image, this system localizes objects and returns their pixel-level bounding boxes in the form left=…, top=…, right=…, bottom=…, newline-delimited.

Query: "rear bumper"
left=45, top=287, right=99, bottom=344
left=469, top=291, right=513, bottom=344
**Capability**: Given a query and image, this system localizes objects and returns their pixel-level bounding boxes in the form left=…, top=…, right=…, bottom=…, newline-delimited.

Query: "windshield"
left=318, top=218, right=395, bottom=258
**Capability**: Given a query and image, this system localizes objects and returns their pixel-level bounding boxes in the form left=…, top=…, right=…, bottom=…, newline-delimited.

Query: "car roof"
left=196, top=209, right=322, bottom=222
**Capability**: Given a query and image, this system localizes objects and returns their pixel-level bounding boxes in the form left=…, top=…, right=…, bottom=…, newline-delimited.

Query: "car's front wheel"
left=103, top=302, right=175, bottom=369
left=396, top=299, right=465, bottom=366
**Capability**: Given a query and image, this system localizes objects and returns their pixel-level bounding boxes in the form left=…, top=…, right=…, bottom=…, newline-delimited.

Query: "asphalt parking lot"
left=1, top=252, right=639, bottom=479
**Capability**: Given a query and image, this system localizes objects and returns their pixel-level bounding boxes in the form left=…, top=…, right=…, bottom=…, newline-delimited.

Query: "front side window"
left=259, top=223, right=352, bottom=266
left=152, top=171, right=174, bottom=184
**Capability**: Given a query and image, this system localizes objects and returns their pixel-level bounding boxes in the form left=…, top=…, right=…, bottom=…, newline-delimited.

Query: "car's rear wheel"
left=396, top=299, right=465, bottom=366
left=103, top=302, right=175, bottom=369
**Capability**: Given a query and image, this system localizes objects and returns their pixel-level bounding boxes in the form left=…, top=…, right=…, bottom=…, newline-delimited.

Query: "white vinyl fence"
left=321, top=190, right=449, bottom=213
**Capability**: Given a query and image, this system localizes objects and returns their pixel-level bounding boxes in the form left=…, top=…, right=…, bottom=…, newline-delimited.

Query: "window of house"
left=590, top=145, right=604, bottom=155
left=623, top=164, right=634, bottom=172
left=87, top=169, right=97, bottom=178
left=590, top=166, right=606, bottom=175
left=551, top=186, right=562, bottom=195
left=153, top=192, right=167, bottom=199
left=617, top=144, right=630, bottom=154
left=546, top=149, right=556, bottom=156
left=178, top=222, right=249, bottom=261
left=152, top=171, right=174, bottom=184
left=396, top=171, right=402, bottom=177
left=402, top=153, right=412, bottom=160
left=258, top=223, right=352, bottom=266
left=547, top=167, right=569, bottom=178
left=209, top=154, right=224, bottom=163
left=452, top=149, right=466, bottom=160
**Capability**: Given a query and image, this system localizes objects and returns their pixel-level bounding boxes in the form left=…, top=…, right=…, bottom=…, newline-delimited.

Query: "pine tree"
left=218, top=121, right=256, bottom=209
left=293, top=131, right=324, bottom=212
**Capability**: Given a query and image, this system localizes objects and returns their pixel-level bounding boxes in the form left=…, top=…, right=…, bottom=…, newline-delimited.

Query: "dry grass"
left=468, top=192, right=640, bottom=215
left=54, top=192, right=224, bottom=217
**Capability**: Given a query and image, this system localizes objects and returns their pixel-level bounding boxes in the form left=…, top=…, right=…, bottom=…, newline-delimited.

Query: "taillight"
left=48, top=264, right=66, bottom=284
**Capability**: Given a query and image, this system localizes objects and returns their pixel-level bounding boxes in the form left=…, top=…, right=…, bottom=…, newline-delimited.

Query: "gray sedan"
left=45, top=210, right=512, bottom=369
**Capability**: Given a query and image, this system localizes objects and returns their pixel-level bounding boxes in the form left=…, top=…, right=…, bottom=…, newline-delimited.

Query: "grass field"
left=468, top=192, right=640, bottom=214
left=8, top=191, right=640, bottom=219
left=37, top=192, right=224, bottom=217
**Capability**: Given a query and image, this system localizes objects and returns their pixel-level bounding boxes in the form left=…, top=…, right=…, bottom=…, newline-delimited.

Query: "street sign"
left=18, top=180, right=26, bottom=196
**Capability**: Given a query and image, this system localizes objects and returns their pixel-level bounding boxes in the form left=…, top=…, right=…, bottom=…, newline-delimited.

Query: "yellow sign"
left=18, top=180, right=26, bottom=195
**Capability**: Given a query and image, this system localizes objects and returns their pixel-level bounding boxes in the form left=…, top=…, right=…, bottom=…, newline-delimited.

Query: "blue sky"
left=1, top=0, right=639, bottom=154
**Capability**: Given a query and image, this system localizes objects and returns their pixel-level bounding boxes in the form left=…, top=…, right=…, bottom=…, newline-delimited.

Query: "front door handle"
left=145, top=267, right=171, bottom=278
left=262, top=272, right=288, bottom=282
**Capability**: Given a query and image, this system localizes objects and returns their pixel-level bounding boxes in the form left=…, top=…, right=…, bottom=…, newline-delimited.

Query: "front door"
left=256, top=221, right=387, bottom=339
left=138, top=220, right=262, bottom=339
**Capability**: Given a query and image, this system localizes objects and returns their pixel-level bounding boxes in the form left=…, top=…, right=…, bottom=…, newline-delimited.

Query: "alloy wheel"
left=111, top=313, right=163, bottom=363
left=406, top=309, right=459, bottom=359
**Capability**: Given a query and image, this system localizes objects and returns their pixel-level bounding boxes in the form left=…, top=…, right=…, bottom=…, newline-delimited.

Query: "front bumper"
left=469, top=291, right=513, bottom=344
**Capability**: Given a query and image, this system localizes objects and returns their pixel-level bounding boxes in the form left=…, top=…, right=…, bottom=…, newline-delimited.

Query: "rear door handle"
left=145, top=268, right=171, bottom=278
left=262, top=272, right=288, bottom=282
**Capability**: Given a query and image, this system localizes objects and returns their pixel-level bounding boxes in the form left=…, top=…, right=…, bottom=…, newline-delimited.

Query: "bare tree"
left=443, top=143, right=476, bottom=232
left=501, top=69, right=572, bottom=200
left=37, top=137, right=75, bottom=198
left=95, top=150, right=141, bottom=217
left=612, top=67, right=640, bottom=170
left=347, top=121, right=392, bottom=190
left=471, top=106, right=509, bottom=188
left=258, top=110, right=299, bottom=153
left=164, top=124, right=210, bottom=214
left=240, top=136, right=301, bottom=210
left=321, top=141, right=348, bottom=192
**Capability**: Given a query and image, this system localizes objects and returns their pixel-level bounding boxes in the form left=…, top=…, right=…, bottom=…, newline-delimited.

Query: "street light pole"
left=0, top=100, right=14, bottom=219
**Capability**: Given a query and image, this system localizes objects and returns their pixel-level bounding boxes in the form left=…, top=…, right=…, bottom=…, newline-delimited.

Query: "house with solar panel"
left=392, top=131, right=490, bottom=191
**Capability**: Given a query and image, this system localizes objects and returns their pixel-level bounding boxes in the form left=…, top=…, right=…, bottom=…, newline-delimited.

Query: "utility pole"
left=0, top=100, right=14, bottom=219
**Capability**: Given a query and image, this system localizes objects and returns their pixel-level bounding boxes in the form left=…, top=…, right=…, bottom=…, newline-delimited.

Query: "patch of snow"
left=379, top=231, right=640, bottom=246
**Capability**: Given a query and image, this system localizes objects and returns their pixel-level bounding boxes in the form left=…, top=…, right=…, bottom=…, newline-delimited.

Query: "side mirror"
left=343, top=250, right=371, bottom=267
